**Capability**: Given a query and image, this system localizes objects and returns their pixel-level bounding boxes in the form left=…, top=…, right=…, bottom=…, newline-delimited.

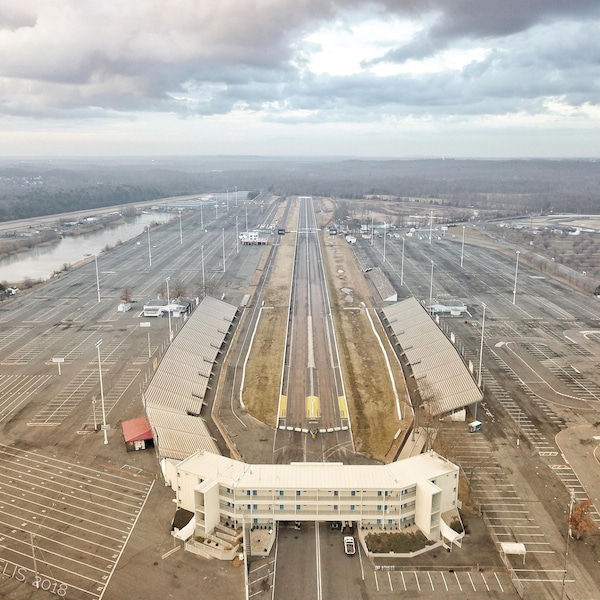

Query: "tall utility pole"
left=200, top=202, right=204, bottom=230
left=222, top=228, right=226, bottom=273
left=460, top=226, right=465, bottom=268
left=429, top=211, right=433, bottom=244
left=383, top=222, right=387, bottom=263
left=400, top=236, right=405, bottom=286
left=513, top=250, right=521, bottom=305
left=179, top=212, right=183, bottom=244
left=94, top=251, right=101, bottom=303
left=147, top=226, right=152, bottom=267
left=95, top=339, right=108, bottom=445
left=429, top=260, right=434, bottom=311
left=236, top=215, right=239, bottom=254
left=201, top=245, right=205, bottom=297
left=165, top=277, right=172, bottom=342
left=478, top=302, right=487, bottom=390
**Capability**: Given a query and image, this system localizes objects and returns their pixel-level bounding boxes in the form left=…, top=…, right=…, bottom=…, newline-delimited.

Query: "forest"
left=0, top=156, right=599, bottom=222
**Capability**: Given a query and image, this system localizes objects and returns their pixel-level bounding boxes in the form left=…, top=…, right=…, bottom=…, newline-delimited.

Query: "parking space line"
left=467, top=571, right=476, bottom=591
left=440, top=571, right=449, bottom=591
left=480, top=572, right=490, bottom=591
left=495, top=572, right=504, bottom=592
left=454, top=571, right=462, bottom=591
left=414, top=571, right=420, bottom=591
left=387, top=571, right=393, bottom=591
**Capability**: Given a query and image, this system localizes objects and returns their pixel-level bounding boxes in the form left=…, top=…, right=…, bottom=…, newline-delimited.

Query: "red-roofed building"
left=122, top=416, right=153, bottom=451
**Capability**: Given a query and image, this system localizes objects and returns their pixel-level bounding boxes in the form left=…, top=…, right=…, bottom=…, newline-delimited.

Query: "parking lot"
left=0, top=443, right=153, bottom=599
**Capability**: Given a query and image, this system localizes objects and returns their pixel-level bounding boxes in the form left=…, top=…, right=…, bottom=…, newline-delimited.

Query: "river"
left=0, top=212, right=173, bottom=284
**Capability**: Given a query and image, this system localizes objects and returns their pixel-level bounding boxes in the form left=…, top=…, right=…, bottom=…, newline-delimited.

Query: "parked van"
left=468, top=420, right=482, bottom=433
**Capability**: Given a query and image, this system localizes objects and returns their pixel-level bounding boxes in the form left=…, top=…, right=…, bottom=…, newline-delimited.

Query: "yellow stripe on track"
left=279, top=396, right=287, bottom=419
left=338, top=396, right=348, bottom=419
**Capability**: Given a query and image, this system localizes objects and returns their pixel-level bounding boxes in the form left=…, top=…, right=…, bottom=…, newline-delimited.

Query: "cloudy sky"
left=1, top=0, right=600, bottom=158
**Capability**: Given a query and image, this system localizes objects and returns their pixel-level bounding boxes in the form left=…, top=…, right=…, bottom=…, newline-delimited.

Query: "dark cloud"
left=0, top=0, right=599, bottom=126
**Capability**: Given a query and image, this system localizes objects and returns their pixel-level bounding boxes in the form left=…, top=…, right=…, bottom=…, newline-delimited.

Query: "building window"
left=377, top=505, right=382, bottom=511
left=350, top=505, right=355, bottom=511
left=296, top=505, right=301, bottom=510
left=253, top=504, right=257, bottom=510
left=334, top=491, right=338, bottom=496
left=376, top=519, right=381, bottom=525
left=253, top=518, right=258, bottom=524
left=334, top=505, right=338, bottom=510
left=351, top=490, right=356, bottom=496
left=247, top=504, right=251, bottom=510
left=246, top=490, right=251, bottom=496
left=296, top=490, right=301, bottom=496
left=279, top=505, right=284, bottom=510
left=377, top=491, right=382, bottom=497
left=279, top=490, right=284, bottom=496
left=253, top=490, right=257, bottom=496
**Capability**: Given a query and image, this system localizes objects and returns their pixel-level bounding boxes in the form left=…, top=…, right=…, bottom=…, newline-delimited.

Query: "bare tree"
left=567, top=498, right=595, bottom=540
left=172, top=280, right=187, bottom=299
left=120, top=287, right=133, bottom=303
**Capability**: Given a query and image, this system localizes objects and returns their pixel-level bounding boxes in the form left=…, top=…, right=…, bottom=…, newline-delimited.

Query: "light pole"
left=477, top=302, right=486, bottom=390
left=94, top=251, right=101, bottom=302
left=429, top=260, right=434, bottom=311
left=383, top=222, right=387, bottom=263
left=222, top=228, right=226, bottom=273
left=236, top=215, right=239, bottom=254
left=179, top=212, right=183, bottom=245
left=460, top=226, right=465, bottom=268
left=165, top=277, right=172, bottom=342
left=400, top=236, right=405, bottom=286
left=200, top=202, right=204, bottom=230
left=512, top=250, right=520, bottom=305
left=147, top=226, right=152, bottom=267
left=201, top=245, right=206, bottom=297
left=95, top=339, right=108, bottom=445
left=429, top=211, right=433, bottom=244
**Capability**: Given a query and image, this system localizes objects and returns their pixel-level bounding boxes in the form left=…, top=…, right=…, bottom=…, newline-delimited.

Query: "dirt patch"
left=241, top=208, right=297, bottom=426
left=319, top=221, right=411, bottom=461
left=365, top=530, right=433, bottom=553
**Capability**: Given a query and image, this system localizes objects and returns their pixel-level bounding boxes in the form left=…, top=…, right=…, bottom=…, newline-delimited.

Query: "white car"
left=343, top=536, right=356, bottom=556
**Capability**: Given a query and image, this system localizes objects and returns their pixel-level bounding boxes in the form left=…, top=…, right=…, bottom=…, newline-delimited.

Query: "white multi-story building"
left=173, top=450, right=462, bottom=556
